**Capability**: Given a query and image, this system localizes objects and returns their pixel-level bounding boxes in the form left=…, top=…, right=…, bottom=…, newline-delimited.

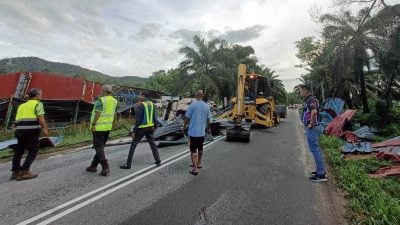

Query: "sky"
left=0, top=0, right=364, bottom=91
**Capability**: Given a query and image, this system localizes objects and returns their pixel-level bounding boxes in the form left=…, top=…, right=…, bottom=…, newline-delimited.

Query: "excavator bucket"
left=226, top=126, right=250, bottom=142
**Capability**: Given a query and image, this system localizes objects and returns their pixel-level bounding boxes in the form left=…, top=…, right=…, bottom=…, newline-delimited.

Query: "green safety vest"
left=15, top=100, right=41, bottom=130
left=138, top=101, right=154, bottom=128
left=91, top=96, right=117, bottom=131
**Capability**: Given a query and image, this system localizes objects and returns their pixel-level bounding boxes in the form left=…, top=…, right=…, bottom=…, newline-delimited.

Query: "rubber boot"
left=86, top=161, right=99, bottom=172
left=16, top=170, right=38, bottom=181
left=100, top=161, right=110, bottom=176
left=10, top=170, right=20, bottom=180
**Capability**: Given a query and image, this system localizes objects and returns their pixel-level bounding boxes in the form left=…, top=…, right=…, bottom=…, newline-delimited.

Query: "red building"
left=0, top=72, right=166, bottom=128
left=0, top=72, right=103, bottom=103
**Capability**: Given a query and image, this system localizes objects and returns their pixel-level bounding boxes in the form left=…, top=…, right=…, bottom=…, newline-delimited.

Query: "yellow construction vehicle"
left=218, top=64, right=280, bottom=142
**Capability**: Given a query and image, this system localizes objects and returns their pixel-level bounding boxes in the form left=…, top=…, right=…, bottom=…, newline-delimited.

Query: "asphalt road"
left=0, top=109, right=345, bottom=225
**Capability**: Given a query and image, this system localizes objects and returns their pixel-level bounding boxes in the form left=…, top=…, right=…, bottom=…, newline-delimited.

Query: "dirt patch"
left=317, top=164, right=348, bottom=225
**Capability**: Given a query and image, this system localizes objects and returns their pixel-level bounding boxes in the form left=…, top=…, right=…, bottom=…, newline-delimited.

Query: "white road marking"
left=17, top=136, right=224, bottom=225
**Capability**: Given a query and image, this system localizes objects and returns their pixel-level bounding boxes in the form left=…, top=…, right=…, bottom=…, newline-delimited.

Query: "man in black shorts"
left=183, top=90, right=211, bottom=176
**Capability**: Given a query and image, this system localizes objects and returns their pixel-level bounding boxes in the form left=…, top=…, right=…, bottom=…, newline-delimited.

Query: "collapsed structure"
left=0, top=72, right=165, bottom=129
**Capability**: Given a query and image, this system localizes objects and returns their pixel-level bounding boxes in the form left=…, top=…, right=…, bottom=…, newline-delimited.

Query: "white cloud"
left=0, top=0, right=338, bottom=91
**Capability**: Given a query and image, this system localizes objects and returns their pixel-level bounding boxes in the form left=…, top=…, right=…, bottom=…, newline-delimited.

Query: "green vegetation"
left=321, top=135, right=400, bottom=225
left=0, top=118, right=132, bottom=160
left=353, top=100, right=400, bottom=137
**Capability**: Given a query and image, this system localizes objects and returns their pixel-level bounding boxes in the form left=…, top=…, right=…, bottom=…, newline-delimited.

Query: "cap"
left=102, top=84, right=113, bottom=93
left=28, top=88, right=41, bottom=98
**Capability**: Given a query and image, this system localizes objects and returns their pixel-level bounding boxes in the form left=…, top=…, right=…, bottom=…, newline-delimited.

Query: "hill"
left=0, top=57, right=147, bottom=87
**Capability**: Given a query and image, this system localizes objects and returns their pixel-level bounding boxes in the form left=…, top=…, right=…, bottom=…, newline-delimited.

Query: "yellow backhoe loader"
left=218, top=64, right=280, bottom=142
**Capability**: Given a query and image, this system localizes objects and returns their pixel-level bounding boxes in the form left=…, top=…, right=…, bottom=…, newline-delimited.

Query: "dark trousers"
left=92, top=131, right=110, bottom=165
left=12, top=129, right=41, bottom=171
left=126, top=127, right=160, bottom=166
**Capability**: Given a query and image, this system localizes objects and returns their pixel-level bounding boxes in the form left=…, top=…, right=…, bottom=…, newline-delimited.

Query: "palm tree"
left=320, top=8, right=373, bottom=112
left=366, top=4, right=400, bottom=107
left=179, top=35, right=222, bottom=100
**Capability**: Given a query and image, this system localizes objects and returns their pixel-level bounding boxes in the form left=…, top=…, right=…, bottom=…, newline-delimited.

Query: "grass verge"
left=0, top=119, right=132, bottom=161
left=321, top=135, right=400, bottom=225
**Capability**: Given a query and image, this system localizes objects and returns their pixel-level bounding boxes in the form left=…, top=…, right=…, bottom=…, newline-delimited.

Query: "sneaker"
left=310, top=171, right=328, bottom=177
left=16, top=171, right=38, bottom=181
left=10, top=170, right=20, bottom=180
left=154, top=160, right=161, bottom=166
left=120, top=164, right=131, bottom=169
left=309, top=174, right=327, bottom=182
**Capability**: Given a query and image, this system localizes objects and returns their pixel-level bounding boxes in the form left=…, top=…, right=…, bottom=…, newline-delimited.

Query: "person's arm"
left=112, top=101, right=118, bottom=130
left=309, top=109, right=318, bottom=128
left=153, top=103, right=157, bottom=130
left=91, top=111, right=101, bottom=132
left=182, top=106, right=192, bottom=133
left=206, top=118, right=211, bottom=133
left=183, top=116, right=189, bottom=130
left=35, top=102, right=48, bottom=136
left=206, top=106, right=211, bottom=133
left=308, top=99, right=318, bottom=128
left=91, top=99, right=103, bottom=132
left=37, top=115, right=48, bottom=137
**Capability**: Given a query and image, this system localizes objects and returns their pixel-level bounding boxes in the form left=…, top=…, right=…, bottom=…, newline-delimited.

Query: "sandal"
left=189, top=170, right=199, bottom=176
left=189, top=165, right=202, bottom=169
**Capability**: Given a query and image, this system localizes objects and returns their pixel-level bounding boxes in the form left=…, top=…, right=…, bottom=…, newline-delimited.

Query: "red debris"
left=325, top=110, right=356, bottom=137
left=372, top=139, right=400, bottom=148
left=342, top=131, right=360, bottom=143
left=369, top=166, right=400, bottom=178
left=376, top=151, right=400, bottom=164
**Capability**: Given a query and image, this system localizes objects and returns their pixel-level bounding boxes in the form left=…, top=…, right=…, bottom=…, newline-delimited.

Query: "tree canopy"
left=146, top=35, right=287, bottom=104
left=295, top=1, right=400, bottom=112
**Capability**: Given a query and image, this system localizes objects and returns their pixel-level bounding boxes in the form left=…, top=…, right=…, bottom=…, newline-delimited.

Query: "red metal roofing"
left=0, top=72, right=103, bottom=102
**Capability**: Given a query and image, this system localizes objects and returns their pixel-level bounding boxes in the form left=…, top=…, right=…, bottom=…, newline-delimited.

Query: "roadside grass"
left=321, top=135, right=400, bottom=225
left=0, top=118, right=132, bottom=160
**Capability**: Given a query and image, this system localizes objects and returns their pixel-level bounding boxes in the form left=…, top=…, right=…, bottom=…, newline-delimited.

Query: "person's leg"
left=86, top=133, right=101, bottom=172
left=18, top=130, right=40, bottom=180
left=93, top=131, right=110, bottom=176
left=121, top=129, right=145, bottom=169
left=144, top=128, right=161, bottom=164
left=93, top=132, right=107, bottom=162
left=12, top=131, right=25, bottom=172
left=306, top=128, right=326, bottom=176
left=189, top=137, right=199, bottom=175
left=197, top=136, right=205, bottom=167
left=20, top=133, right=40, bottom=171
left=11, top=131, right=26, bottom=179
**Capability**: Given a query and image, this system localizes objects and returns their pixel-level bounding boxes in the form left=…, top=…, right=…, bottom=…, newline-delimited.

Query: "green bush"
left=321, top=135, right=400, bottom=225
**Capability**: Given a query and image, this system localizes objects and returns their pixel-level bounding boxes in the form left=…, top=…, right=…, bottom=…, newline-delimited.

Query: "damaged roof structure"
left=0, top=72, right=165, bottom=129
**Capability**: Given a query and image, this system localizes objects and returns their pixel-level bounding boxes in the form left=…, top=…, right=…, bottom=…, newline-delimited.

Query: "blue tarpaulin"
left=353, top=126, right=377, bottom=140
left=320, top=98, right=346, bottom=127
left=343, top=142, right=373, bottom=153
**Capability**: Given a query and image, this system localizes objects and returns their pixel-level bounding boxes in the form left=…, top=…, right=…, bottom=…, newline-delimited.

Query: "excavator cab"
left=219, top=64, right=280, bottom=142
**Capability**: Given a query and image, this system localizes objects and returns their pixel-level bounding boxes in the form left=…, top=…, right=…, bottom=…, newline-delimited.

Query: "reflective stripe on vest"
left=91, top=96, right=117, bottom=131
left=138, top=101, right=154, bottom=128
left=15, top=100, right=40, bottom=130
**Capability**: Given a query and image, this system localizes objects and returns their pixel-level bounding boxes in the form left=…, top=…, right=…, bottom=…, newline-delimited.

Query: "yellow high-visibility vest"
left=138, top=101, right=154, bottom=128
left=15, top=100, right=41, bottom=130
left=91, top=96, right=117, bottom=131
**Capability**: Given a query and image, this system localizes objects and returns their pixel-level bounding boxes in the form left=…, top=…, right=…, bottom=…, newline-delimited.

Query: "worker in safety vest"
left=86, top=85, right=118, bottom=176
left=11, top=88, right=48, bottom=181
left=120, top=91, right=161, bottom=169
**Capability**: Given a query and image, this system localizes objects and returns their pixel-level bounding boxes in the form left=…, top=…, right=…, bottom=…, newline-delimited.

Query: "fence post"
left=3, top=96, right=14, bottom=130
left=73, top=100, right=80, bottom=125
